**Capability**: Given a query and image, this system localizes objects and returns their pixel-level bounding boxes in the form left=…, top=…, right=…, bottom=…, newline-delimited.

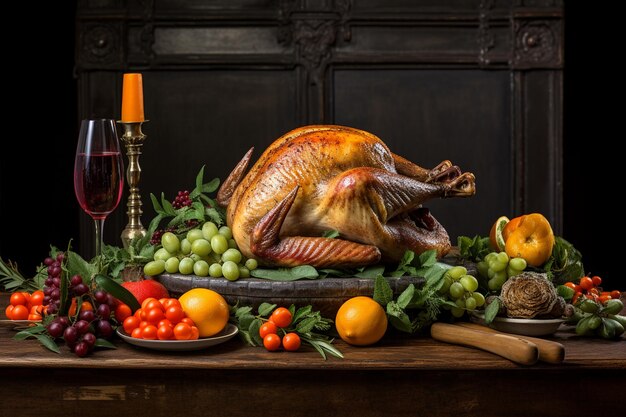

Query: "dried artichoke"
left=500, top=272, right=564, bottom=319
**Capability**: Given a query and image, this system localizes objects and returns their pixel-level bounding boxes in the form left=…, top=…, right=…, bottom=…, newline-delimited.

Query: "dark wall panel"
left=333, top=69, right=510, bottom=238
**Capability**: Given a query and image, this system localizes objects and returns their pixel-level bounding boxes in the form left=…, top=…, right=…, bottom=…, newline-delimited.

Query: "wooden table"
left=1, top=299, right=624, bottom=417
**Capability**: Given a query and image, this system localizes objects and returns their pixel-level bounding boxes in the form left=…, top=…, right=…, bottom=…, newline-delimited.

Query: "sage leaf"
left=484, top=297, right=500, bottom=324
left=354, top=265, right=385, bottom=279
left=234, top=306, right=253, bottom=318
left=202, top=178, right=220, bottom=194
left=396, top=284, right=415, bottom=309
left=296, top=317, right=318, bottom=334
left=373, top=275, right=393, bottom=307
left=258, top=302, right=276, bottom=317
left=387, top=301, right=412, bottom=333
left=35, top=334, right=61, bottom=354
left=94, top=338, right=117, bottom=349
left=292, top=305, right=312, bottom=323
left=251, top=265, right=319, bottom=281
left=150, top=193, right=164, bottom=214
left=249, top=319, right=263, bottom=346
left=418, top=250, right=437, bottom=268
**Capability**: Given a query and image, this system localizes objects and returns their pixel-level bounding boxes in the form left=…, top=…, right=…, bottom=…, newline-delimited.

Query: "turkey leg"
left=217, top=147, right=254, bottom=207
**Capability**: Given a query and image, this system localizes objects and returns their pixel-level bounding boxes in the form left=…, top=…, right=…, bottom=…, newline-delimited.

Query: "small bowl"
left=471, top=313, right=564, bottom=336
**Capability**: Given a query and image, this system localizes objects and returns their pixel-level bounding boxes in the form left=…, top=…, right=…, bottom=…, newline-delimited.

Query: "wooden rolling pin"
left=456, top=322, right=565, bottom=364
left=430, top=322, right=539, bottom=365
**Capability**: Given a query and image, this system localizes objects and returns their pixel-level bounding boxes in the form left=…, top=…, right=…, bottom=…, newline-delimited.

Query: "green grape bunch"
left=143, top=221, right=258, bottom=281
left=476, top=252, right=527, bottom=292
left=439, top=266, right=485, bottom=318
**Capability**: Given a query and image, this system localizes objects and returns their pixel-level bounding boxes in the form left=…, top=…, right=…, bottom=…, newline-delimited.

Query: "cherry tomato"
left=564, top=282, right=576, bottom=290
left=157, top=324, right=174, bottom=340
left=173, top=322, right=193, bottom=340
left=141, top=297, right=159, bottom=310
left=10, top=292, right=28, bottom=307
left=263, top=333, right=281, bottom=351
left=28, top=314, right=42, bottom=321
left=180, top=317, right=195, bottom=326
left=592, top=276, right=602, bottom=286
left=598, top=295, right=612, bottom=305
left=165, top=305, right=185, bottom=324
left=123, top=316, right=141, bottom=334
left=30, top=290, right=45, bottom=306
left=5, top=305, right=14, bottom=319
left=190, top=326, right=199, bottom=340
left=80, top=301, right=94, bottom=312
left=10, top=305, right=29, bottom=320
left=131, top=327, right=143, bottom=338
left=282, top=333, right=301, bottom=352
left=114, top=304, right=132, bottom=323
left=572, top=291, right=583, bottom=304
left=158, top=319, right=173, bottom=329
left=611, top=290, right=622, bottom=300
left=589, top=287, right=600, bottom=296
left=270, top=307, right=292, bottom=328
left=30, top=305, right=44, bottom=316
left=145, top=307, right=165, bottom=324
left=141, top=324, right=158, bottom=340
left=259, top=321, right=278, bottom=338
left=144, top=299, right=163, bottom=312
left=579, top=277, right=594, bottom=291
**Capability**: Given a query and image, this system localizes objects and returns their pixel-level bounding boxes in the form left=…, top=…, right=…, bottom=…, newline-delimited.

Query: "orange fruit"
left=488, top=216, right=509, bottom=251
left=335, top=296, right=388, bottom=346
left=502, top=215, right=525, bottom=242
left=505, top=213, right=555, bottom=267
left=178, top=289, right=230, bottom=338
left=122, top=279, right=170, bottom=305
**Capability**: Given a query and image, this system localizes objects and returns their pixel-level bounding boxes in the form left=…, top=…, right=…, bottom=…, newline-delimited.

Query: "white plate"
left=116, top=323, right=239, bottom=351
left=471, top=313, right=564, bottom=336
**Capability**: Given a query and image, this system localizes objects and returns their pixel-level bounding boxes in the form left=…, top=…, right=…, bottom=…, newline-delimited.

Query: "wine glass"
left=73, top=119, right=124, bottom=259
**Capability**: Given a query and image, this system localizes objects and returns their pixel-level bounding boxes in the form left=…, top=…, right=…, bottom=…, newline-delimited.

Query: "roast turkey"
left=217, top=125, right=475, bottom=268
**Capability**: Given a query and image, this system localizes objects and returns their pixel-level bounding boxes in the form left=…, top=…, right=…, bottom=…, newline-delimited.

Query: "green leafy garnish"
left=542, top=236, right=584, bottom=284
left=457, top=235, right=491, bottom=262
left=372, top=250, right=451, bottom=334
left=484, top=297, right=501, bottom=324
left=251, top=265, right=319, bottom=281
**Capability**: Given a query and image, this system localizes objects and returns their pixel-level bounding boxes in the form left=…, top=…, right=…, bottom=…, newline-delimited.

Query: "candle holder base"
left=118, top=120, right=148, bottom=250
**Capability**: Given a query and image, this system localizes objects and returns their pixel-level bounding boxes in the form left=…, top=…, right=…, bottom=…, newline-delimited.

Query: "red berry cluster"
left=565, top=275, right=622, bottom=305
left=172, top=190, right=192, bottom=209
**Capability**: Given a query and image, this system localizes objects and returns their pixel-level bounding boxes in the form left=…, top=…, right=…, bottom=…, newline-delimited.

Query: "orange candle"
left=121, top=73, right=145, bottom=122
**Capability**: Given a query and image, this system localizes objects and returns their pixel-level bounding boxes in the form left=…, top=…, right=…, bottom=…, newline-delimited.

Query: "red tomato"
left=572, top=291, right=583, bottom=304
left=282, top=333, right=301, bottom=352
left=259, top=321, right=278, bottom=338
left=131, top=327, right=143, bottom=339
left=589, top=287, right=600, bottom=296
left=114, top=304, right=132, bottom=323
left=190, top=326, right=199, bottom=340
left=5, top=305, right=14, bottom=320
left=10, top=292, right=28, bottom=307
left=270, top=307, right=292, bottom=328
left=157, top=325, right=174, bottom=340
left=123, top=316, right=141, bottom=334
left=173, top=323, right=193, bottom=340
left=145, top=307, right=165, bottom=324
left=141, top=325, right=158, bottom=340
left=592, top=276, right=602, bottom=286
left=30, top=290, right=45, bottom=306
left=165, top=305, right=185, bottom=324
left=10, top=305, right=29, bottom=320
left=611, top=290, right=622, bottom=300
left=598, top=295, right=612, bottom=305
left=579, top=277, right=594, bottom=291
left=158, top=319, right=173, bottom=329
left=263, top=333, right=281, bottom=351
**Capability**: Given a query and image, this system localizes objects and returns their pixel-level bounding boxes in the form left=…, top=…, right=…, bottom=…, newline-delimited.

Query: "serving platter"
left=116, top=323, right=239, bottom=351
left=471, top=313, right=564, bottom=337
left=155, top=274, right=425, bottom=318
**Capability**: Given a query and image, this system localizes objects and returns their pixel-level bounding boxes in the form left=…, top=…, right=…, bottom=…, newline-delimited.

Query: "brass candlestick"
left=118, top=121, right=148, bottom=249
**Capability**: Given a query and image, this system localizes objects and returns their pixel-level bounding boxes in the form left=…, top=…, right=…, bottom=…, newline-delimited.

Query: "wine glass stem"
left=94, top=217, right=105, bottom=259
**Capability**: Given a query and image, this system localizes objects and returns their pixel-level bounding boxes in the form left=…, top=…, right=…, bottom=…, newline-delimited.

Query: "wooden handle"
left=430, top=322, right=539, bottom=365
left=456, top=322, right=565, bottom=364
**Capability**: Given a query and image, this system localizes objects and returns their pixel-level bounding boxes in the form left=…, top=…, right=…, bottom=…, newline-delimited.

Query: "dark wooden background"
left=0, top=1, right=620, bottom=287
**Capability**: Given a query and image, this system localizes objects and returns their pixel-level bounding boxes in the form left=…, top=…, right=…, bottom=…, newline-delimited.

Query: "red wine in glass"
left=74, top=119, right=124, bottom=258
